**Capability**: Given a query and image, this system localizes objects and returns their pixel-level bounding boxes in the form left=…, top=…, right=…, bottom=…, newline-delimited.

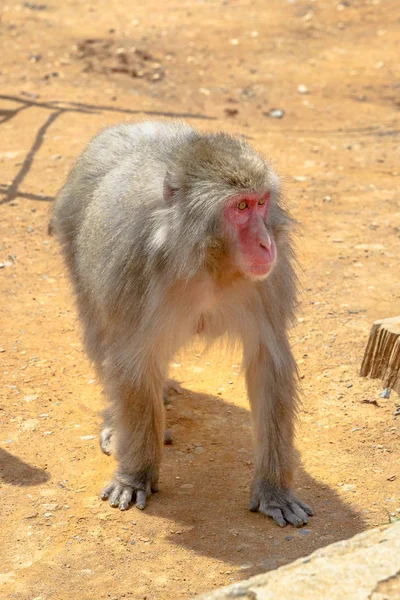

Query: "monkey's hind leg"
left=100, top=403, right=172, bottom=457
left=100, top=406, right=114, bottom=456
left=101, top=373, right=165, bottom=511
left=163, top=379, right=183, bottom=404
left=100, top=425, right=173, bottom=453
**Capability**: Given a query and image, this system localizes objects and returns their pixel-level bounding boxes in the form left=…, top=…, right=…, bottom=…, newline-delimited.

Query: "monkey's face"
left=224, top=191, right=276, bottom=280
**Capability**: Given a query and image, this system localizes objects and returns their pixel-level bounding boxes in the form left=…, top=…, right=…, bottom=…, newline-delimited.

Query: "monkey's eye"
left=258, top=197, right=266, bottom=206
left=237, top=200, right=248, bottom=211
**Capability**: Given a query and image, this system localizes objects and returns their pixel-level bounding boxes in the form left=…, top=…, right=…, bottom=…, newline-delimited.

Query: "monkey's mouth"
left=244, top=241, right=276, bottom=277
left=246, top=263, right=273, bottom=277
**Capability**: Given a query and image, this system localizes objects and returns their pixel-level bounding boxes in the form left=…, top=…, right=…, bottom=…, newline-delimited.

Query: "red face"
left=224, top=191, right=276, bottom=279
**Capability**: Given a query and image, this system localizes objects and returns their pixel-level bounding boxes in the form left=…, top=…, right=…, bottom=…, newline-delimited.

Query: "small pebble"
left=361, top=398, right=379, bottom=406
left=380, top=388, right=391, bottom=399
left=285, top=535, right=293, bottom=541
left=268, top=108, right=285, bottom=119
left=22, top=419, right=38, bottom=431
left=80, top=435, right=96, bottom=440
left=299, top=529, right=310, bottom=535
left=343, top=484, right=356, bottom=492
left=42, top=503, right=58, bottom=511
left=355, top=243, right=385, bottom=251
left=24, top=395, right=38, bottom=402
left=297, top=84, right=309, bottom=94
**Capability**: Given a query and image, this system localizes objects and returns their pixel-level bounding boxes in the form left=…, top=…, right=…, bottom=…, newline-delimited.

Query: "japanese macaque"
left=51, top=121, right=312, bottom=527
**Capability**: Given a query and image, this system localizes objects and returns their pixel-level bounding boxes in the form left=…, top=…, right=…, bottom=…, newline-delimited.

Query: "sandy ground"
left=0, top=0, right=399, bottom=598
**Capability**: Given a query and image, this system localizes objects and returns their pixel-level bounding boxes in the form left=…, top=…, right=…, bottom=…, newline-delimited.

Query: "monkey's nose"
left=259, top=239, right=271, bottom=251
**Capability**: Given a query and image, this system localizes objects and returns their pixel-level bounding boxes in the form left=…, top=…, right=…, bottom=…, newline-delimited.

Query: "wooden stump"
left=360, top=317, right=400, bottom=394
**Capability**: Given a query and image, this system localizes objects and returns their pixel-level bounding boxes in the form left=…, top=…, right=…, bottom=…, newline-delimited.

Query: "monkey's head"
left=164, top=132, right=288, bottom=282
left=222, top=189, right=276, bottom=280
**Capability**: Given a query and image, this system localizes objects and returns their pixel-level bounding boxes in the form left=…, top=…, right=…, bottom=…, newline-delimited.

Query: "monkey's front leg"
left=101, top=377, right=165, bottom=511
left=245, top=343, right=313, bottom=527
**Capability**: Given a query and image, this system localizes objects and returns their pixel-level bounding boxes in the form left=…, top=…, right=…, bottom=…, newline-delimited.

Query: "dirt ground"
left=1, top=0, right=399, bottom=598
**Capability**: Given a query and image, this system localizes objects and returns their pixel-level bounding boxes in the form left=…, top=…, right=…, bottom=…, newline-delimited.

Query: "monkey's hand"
left=101, top=470, right=159, bottom=511
left=249, top=479, right=313, bottom=527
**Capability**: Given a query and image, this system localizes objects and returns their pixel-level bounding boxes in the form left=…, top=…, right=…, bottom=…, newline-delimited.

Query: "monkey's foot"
left=164, top=429, right=173, bottom=445
left=101, top=471, right=159, bottom=511
left=100, top=426, right=113, bottom=456
left=249, top=480, right=313, bottom=528
left=163, top=379, right=183, bottom=405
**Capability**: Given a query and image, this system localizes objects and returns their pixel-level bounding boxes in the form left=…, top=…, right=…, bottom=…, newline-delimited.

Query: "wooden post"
left=360, top=317, right=400, bottom=394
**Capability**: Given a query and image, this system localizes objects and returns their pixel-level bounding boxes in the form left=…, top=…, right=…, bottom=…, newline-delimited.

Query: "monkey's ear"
left=163, top=172, right=179, bottom=205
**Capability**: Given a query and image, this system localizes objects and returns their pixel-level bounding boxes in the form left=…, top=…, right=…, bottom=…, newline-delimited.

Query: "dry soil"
left=0, top=1, right=399, bottom=599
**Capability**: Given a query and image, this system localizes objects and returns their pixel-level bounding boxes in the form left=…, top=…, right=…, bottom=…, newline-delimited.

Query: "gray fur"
left=51, top=121, right=311, bottom=526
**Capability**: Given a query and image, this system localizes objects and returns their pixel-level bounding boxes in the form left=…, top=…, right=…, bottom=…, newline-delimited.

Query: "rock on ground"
left=196, top=521, right=400, bottom=600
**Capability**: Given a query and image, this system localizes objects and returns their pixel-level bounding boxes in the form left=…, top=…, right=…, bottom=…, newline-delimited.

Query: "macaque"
left=51, top=121, right=312, bottom=527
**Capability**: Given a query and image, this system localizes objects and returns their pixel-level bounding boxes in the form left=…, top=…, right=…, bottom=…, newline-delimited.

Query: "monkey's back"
left=51, top=121, right=195, bottom=242
left=51, top=121, right=197, bottom=318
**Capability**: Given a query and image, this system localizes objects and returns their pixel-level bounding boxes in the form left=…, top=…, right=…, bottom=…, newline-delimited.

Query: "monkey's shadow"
left=0, top=448, right=50, bottom=486
left=145, top=386, right=366, bottom=573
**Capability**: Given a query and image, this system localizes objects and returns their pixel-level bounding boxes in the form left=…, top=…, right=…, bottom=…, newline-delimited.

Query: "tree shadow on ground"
left=0, top=448, right=50, bottom=486
left=141, top=386, right=367, bottom=575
